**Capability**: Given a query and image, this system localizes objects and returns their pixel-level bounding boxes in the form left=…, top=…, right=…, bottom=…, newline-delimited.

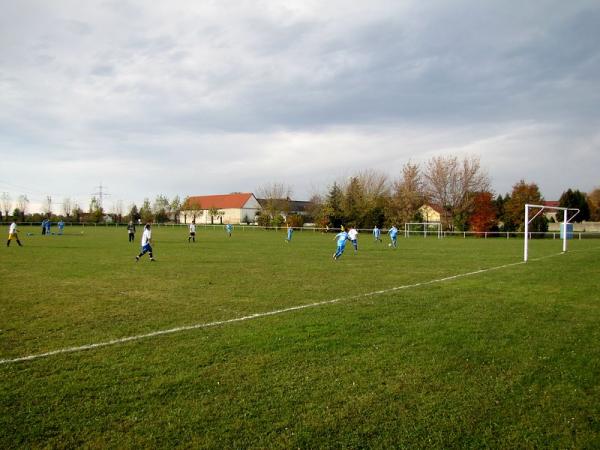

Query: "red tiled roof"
left=187, top=193, right=255, bottom=209
left=543, top=201, right=560, bottom=207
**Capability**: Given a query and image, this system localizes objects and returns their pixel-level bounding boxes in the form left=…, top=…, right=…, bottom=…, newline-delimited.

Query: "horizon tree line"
left=1, top=154, right=599, bottom=230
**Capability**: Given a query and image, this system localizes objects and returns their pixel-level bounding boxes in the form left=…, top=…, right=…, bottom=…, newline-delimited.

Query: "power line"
left=91, top=183, right=111, bottom=209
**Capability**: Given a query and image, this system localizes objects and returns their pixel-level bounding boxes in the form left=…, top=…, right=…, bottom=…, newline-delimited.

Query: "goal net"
left=523, top=204, right=579, bottom=262
left=404, top=222, right=442, bottom=238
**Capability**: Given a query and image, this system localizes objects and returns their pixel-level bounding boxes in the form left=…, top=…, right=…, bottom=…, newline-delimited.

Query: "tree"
left=114, top=200, right=124, bottom=223
left=128, top=203, right=140, bottom=223
left=558, top=189, right=590, bottom=222
left=588, top=188, right=600, bottom=221
left=153, top=195, right=170, bottom=223
left=182, top=196, right=202, bottom=223
left=43, top=196, right=53, bottom=218
left=1, top=192, right=12, bottom=220
left=208, top=207, right=224, bottom=224
left=62, top=198, right=72, bottom=218
left=342, top=176, right=364, bottom=226
left=321, top=182, right=345, bottom=228
left=504, top=180, right=547, bottom=232
left=305, top=194, right=324, bottom=226
left=469, top=192, right=497, bottom=233
left=16, top=195, right=29, bottom=221
left=88, top=196, right=103, bottom=223
left=256, top=182, right=292, bottom=221
left=388, top=162, right=424, bottom=226
left=72, top=202, right=83, bottom=223
left=423, top=155, right=490, bottom=230
left=170, top=195, right=182, bottom=224
left=139, top=198, right=153, bottom=223
left=357, top=170, right=389, bottom=227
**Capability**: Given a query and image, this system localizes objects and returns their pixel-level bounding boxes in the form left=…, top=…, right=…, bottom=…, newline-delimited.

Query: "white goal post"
left=523, top=204, right=579, bottom=262
left=404, top=222, right=442, bottom=238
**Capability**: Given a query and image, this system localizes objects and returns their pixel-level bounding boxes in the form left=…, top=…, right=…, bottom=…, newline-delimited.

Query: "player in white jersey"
left=347, top=227, right=358, bottom=253
left=135, top=224, right=155, bottom=262
left=188, top=221, right=196, bottom=243
left=6, top=222, right=23, bottom=247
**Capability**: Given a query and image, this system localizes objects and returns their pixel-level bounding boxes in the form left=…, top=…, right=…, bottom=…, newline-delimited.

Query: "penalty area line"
left=1, top=257, right=549, bottom=366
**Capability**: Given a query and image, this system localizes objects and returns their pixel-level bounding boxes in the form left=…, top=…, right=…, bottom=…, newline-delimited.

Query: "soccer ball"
left=388, top=243, right=392, bottom=247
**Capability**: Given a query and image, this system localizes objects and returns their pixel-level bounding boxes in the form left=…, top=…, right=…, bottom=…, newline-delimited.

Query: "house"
left=418, top=204, right=443, bottom=223
left=182, top=193, right=262, bottom=225
left=542, top=201, right=560, bottom=222
left=256, top=198, right=313, bottom=218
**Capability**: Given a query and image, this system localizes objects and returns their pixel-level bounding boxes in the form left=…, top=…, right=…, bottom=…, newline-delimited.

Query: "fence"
left=6, top=222, right=600, bottom=239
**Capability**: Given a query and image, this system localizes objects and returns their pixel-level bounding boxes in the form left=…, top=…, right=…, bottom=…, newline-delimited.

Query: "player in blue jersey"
left=373, top=225, right=382, bottom=242
left=333, top=229, right=349, bottom=260
left=388, top=225, right=398, bottom=248
left=225, top=223, right=233, bottom=237
left=285, top=224, right=293, bottom=243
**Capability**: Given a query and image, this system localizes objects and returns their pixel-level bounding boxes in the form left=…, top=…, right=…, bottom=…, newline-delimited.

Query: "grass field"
left=1, top=225, right=599, bottom=448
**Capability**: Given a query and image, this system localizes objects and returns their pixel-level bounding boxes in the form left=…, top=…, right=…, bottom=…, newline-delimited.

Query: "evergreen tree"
left=558, top=189, right=590, bottom=222
left=323, top=182, right=345, bottom=228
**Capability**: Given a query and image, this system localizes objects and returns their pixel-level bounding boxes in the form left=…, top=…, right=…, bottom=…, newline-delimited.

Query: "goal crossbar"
left=524, top=204, right=580, bottom=262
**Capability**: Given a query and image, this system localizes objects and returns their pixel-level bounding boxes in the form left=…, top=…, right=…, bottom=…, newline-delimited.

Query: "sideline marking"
left=0, top=255, right=566, bottom=366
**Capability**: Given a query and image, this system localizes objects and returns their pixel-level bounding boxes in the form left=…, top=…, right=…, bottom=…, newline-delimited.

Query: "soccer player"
left=333, top=229, right=349, bottom=260
left=347, top=227, right=358, bottom=253
left=188, top=220, right=196, bottom=243
left=388, top=225, right=399, bottom=248
left=285, top=224, right=293, bottom=242
left=6, top=221, right=23, bottom=247
left=135, top=224, right=155, bottom=262
left=45, top=220, right=51, bottom=236
left=127, top=221, right=136, bottom=243
left=41, top=219, right=47, bottom=236
left=373, top=225, right=382, bottom=242
left=225, top=223, right=233, bottom=237
left=58, top=220, right=65, bottom=235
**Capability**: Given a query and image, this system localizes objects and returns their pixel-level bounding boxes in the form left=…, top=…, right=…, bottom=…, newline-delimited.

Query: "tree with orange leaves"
left=469, top=192, right=497, bottom=233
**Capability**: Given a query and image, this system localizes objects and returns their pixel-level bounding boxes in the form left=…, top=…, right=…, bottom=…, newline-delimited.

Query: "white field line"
left=0, top=254, right=567, bottom=366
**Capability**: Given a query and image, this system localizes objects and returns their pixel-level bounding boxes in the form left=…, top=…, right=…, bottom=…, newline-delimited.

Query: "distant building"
left=256, top=198, right=313, bottom=219
left=418, top=204, right=444, bottom=223
left=182, top=193, right=261, bottom=225
left=543, top=200, right=560, bottom=222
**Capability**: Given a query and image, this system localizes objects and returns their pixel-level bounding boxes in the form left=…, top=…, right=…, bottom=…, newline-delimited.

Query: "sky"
left=1, top=0, right=599, bottom=213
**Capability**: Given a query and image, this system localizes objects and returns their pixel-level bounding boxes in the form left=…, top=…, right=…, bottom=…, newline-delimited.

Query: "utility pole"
left=91, top=183, right=110, bottom=209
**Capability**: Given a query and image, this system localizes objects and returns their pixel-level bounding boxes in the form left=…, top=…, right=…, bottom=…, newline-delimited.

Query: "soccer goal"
left=404, top=222, right=442, bottom=238
left=523, top=204, right=579, bottom=262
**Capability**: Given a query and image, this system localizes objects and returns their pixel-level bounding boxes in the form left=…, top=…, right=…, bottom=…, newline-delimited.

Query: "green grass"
left=1, top=225, right=599, bottom=448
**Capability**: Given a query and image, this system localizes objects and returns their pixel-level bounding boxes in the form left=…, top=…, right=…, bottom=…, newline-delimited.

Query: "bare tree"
left=17, top=195, right=29, bottom=218
left=1, top=192, right=11, bottom=219
left=62, top=197, right=72, bottom=218
left=423, top=155, right=490, bottom=229
left=356, top=169, right=389, bottom=203
left=114, top=200, right=124, bottom=222
left=256, top=182, right=293, bottom=220
left=43, top=195, right=53, bottom=218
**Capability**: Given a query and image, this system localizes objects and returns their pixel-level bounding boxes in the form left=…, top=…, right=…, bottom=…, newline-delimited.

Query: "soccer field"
left=1, top=226, right=599, bottom=448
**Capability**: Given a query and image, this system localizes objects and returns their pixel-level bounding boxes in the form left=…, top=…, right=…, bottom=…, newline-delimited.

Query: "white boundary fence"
left=6, top=221, right=600, bottom=239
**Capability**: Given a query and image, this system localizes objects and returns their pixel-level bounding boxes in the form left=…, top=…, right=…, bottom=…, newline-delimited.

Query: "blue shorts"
left=142, top=243, right=152, bottom=253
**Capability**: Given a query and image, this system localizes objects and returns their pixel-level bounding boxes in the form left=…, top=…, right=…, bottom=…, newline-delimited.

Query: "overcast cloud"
left=1, top=0, right=599, bottom=212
